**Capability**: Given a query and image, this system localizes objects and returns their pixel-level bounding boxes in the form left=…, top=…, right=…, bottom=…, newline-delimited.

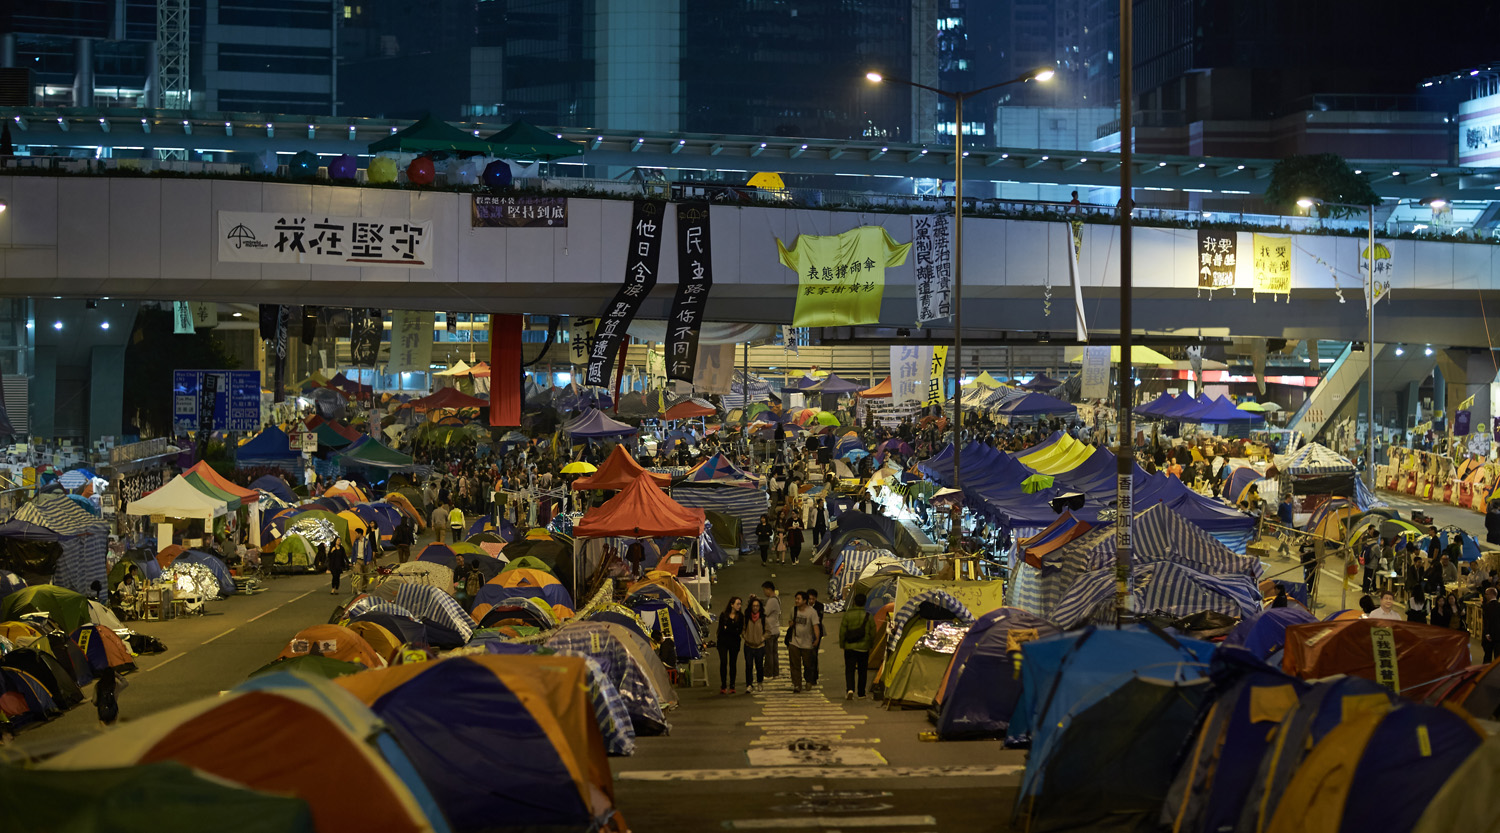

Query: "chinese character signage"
left=568, top=317, right=596, bottom=365
left=172, top=370, right=264, bottom=433
left=926, top=346, right=949, bottom=407
left=273, top=305, right=291, bottom=402
left=586, top=199, right=665, bottom=386
left=173, top=301, right=195, bottom=334
left=890, top=345, right=932, bottom=406
left=777, top=225, right=911, bottom=327
left=387, top=310, right=434, bottom=374
left=1252, top=233, right=1292, bottom=299
left=913, top=213, right=952, bottom=323
left=1359, top=242, right=1394, bottom=304
left=471, top=195, right=569, bottom=228
left=1081, top=346, right=1111, bottom=400
left=218, top=212, right=433, bottom=268
left=1197, top=229, right=1237, bottom=290
left=667, top=201, right=714, bottom=383
left=1369, top=625, right=1399, bottom=693
left=350, top=308, right=383, bottom=368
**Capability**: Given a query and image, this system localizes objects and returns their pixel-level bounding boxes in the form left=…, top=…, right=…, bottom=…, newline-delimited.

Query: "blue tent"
left=1220, top=606, right=1318, bottom=660
left=563, top=409, right=637, bottom=439
left=250, top=475, right=297, bottom=504
left=544, top=622, right=670, bottom=735
left=803, top=373, right=867, bottom=394
left=917, top=442, right=1106, bottom=529
left=238, top=427, right=301, bottom=466
left=1134, top=393, right=1174, bottom=418
left=995, top=392, right=1076, bottom=418
left=1191, top=396, right=1266, bottom=425
left=933, top=608, right=1060, bottom=739
left=625, top=586, right=702, bottom=660
left=1010, top=627, right=1217, bottom=830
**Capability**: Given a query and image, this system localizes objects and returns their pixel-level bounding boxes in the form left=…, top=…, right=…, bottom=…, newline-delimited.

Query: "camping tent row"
left=1135, top=392, right=1266, bottom=424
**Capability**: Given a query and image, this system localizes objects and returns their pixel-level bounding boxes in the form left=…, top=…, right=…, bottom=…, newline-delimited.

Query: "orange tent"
left=278, top=624, right=386, bottom=668
left=1018, top=513, right=1095, bottom=568
left=573, top=474, right=704, bottom=539
left=183, top=461, right=259, bottom=502
left=408, top=386, right=489, bottom=412
left=1282, top=619, right=1470, bottom=700
left=572, top=445, right=671, bottom=491
left=860, top=376, right=892, bottom=398
left=156, top=544, right=186, bottom=569
left=662, top=398, right=716, bottom=420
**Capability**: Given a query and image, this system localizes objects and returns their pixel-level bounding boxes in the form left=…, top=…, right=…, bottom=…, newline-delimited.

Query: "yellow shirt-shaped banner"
left=1252, top=233, right=1292, bottom=296
left=778, top=225, right=911, bottom=327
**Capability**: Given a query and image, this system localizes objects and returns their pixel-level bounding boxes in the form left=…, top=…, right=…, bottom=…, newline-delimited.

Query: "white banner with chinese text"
left=218, top=212, right=433, bottom=268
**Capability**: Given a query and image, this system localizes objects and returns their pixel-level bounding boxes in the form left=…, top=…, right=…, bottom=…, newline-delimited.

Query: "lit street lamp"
left=866, top=67, right=1054, bottom=490
left=1297, top=196, right=1381, bottom=490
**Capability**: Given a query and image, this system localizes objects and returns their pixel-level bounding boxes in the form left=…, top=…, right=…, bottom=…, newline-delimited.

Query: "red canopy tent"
left=183, top=461, right=258, bottom=501
left=572, top=445, right=671, bottom=491
left=662, top=398, right=716, bottom=420
left=573, top=473, right=705, bottom=538
left=408, top=386, right=489, bottom=412
left=305, top=414, right=363, bottom=443
left=859, top=376, right=892, bottom=398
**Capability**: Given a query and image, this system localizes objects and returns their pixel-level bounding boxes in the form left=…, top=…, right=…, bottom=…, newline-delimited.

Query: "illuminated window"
left=343, top=5, right=351, bottom=18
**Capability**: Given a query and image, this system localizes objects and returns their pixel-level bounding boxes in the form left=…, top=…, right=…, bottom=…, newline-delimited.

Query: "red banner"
left=490, top=314, right=522, bottom=427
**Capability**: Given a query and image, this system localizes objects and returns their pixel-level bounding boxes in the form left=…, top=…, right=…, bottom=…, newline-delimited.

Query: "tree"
left=123, top=307, right=242, bottom=438
left=1263, top=153, right=1381, bottom=217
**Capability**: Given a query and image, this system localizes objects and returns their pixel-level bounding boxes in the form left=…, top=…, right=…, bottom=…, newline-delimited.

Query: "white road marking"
left=139, top=653, right=185, bottom=674
left=244, top=588, right=320, bottom=623
left=749, top=738, right=881, bottom=747
left=747, top=747, right=887, bottom=767
left=200, top=628, right=237, bottom=645
left=618, top=765, right=1022, bottom=782
left=725, top=815, right=935, bottom=829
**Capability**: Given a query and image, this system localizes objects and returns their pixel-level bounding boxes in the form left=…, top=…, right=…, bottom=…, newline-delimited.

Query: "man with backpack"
left=840, top=593, right=875, bottom=699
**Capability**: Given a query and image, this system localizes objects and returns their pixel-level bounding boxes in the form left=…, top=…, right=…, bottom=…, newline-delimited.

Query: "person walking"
left=786, top=591, right=821, bottom=694
left=839, top=592, right=875, bottom=699
left=774, top=519, right=790, bottom=565
left=812, top=501, right=828, bottom=549
left=716, top=596, right=744, bottom=694
left=743, top=597, right=767, bottom=692
left=351, top=527, right=374, bottom=594
left=762, top=582, right=782, bottom=678
left=1483, top=588, right=1500, bottom=662
left=430, top=501, right=449, bottom=545
left=327, top=538, right=348, bottom=595
left=448, top=503, right=466, bottom=544
left=757, top=514, right=774, bottom=566
left=393, top=516, right=415, bottom=563
left=788, top=520, right=805, bottom=566
left=806, top=588, right=825, bottom=685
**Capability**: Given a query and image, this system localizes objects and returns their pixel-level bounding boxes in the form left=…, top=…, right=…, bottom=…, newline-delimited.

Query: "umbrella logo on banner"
left=225, top=222, right=266, bottom=250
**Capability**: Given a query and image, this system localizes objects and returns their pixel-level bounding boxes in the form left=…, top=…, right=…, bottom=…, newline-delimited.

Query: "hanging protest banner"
left=778, top=225, right=911, bottom=327
left=1082, top=346, right=1111, bottom=400
left=349, top=308, right=383, bottom=367
left=667, top=201, right=714, bottom=383
left=693, top=343, right=737, bottom=394
left=258, top=304, right=279, bottom=340
left=926, top=346, right=949, bottom=407
left=273, top=305, right=290, bottom=401
left=1252, top=233, right=1292, bottom=301
left=191, top=302, right=218, bottom=328
left=568, top=317, right=596, bottom=365
left=471, top=195, right=568, bottom=228
left=1197, top=229, right=1237, bottom=291
left=1359, top=241, right=1394, bottom=304
left=490, top=314, right=523, bottom=427
left=218, top=212, right=433, bottom=268
left=1370, top=625, right=1399, bottom=693
left=587, top=199, right=665, bottom=385
left=1069, top=220, right=1088, bottom=341
left=387, top=310, right=434, bottom=374
left=173, top=302, right=195, bottom=334
left=913, top=214, right=952, bottom=323
left=891, top=345, right=933, bottom=406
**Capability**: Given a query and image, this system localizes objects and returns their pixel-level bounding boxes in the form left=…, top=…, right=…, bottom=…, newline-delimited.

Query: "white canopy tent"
left=125, top=475, right=230, bottom=553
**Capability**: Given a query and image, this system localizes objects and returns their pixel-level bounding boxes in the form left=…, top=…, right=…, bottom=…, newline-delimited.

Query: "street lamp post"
left=1297, top=197, right=1384, bottom=490
left=866, top=68, right=1053, bottom=491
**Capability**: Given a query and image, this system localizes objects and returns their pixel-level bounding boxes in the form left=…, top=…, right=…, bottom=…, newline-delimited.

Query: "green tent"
left=704, top=509, right=742, bottom=550
left=1, top=584, right=92, bottom=632
left=313, top=422, right=353, bottom=449
left=368, top=113, right=496, bottom=155
left=0, top=762, right=314, bottom=833
left=483, top=120, right=586, bottom=160
left=185, top=471, right=243, bottom=511
left=502, top=555, right=555, bottom=575
left=336, top=437, right=414, bottom=469
left=271, top=532, right=319, bottom=571
left=249, top=654, right=367, bottom=681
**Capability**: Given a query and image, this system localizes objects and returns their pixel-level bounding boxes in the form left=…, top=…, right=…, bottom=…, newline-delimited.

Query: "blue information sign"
left=172, top=370, right=263, bottom=434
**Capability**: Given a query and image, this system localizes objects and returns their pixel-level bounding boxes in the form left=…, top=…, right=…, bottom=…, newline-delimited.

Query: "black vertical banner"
left=446, top=312, right=459, bottom=334
left=587, top=199, right=665, bottom=386
left=259, top=304, right=279, bottom=340
left=350, top=308, right=382, bottom=367
left=667, top=201, right=713, bottom=383
left=194, top=372, right=220, bottom=462
left=273, top=305, right=290, bottom=402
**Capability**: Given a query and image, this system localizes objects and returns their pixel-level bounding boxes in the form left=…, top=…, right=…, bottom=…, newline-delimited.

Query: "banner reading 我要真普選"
left=218, top=212, right=433, bottom=268
left=667, top=202, right=714, bottom=383
left=1197, top=229, right=1237, bottom=292
left=1252, top=233, right=1292, bottom=300
left=387, top=310, right=434, bottom=374
left=778, top=225, right=911, bottom=327
left=587, top=199, right=666, bottom=386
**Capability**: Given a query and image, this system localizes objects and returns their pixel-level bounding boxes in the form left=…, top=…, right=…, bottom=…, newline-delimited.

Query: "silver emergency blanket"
left=914, top=621, right=970, bottom=655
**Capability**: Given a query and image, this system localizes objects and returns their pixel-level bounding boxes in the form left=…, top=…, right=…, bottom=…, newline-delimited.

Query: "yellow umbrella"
left=560, top=461, right=597, bottom=474
left=1064, top=345, right=1175, bottom=365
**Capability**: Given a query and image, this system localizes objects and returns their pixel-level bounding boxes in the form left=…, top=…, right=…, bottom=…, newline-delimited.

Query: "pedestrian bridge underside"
left=0, top=174, right=1495, bottom=345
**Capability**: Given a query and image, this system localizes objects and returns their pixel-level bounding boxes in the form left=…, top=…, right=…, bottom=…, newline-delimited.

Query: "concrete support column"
left=1, top=34, right=17, bottom=69
left=145, top=41, right=161, bottom=109
left=32, top=346, right=56, bottom=438
left=1433, top=365, right=1447, bottom=423
left=73, top=38, right=94, bottom=108
left=90, top=344, right=125, bottom=442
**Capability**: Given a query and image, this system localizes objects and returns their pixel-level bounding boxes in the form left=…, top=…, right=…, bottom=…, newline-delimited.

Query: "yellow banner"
left=927, top=346, right=949, bottom=407
left=778, top=225, right=911, bottom=327
left=1252, top=233, right=1292, bottom=296
left=1370, top=625, right=1399, bottom=693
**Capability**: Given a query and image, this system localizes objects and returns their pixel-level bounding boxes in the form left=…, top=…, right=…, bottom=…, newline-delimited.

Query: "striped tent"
left=828, top=544, right=919, bottom=599
left=1050, top=561, right=1262, bottom=628
left=390, top=582, right=476, bottom=644
left=15, top=495, right=108, bottom=599
left=887, top=589, right=975, bottom=654
left=545, top=622, right=670, bottom=736
left=1281, top=442, right=1356, bottom=475
left=670, top=482, right=769, bottom=554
